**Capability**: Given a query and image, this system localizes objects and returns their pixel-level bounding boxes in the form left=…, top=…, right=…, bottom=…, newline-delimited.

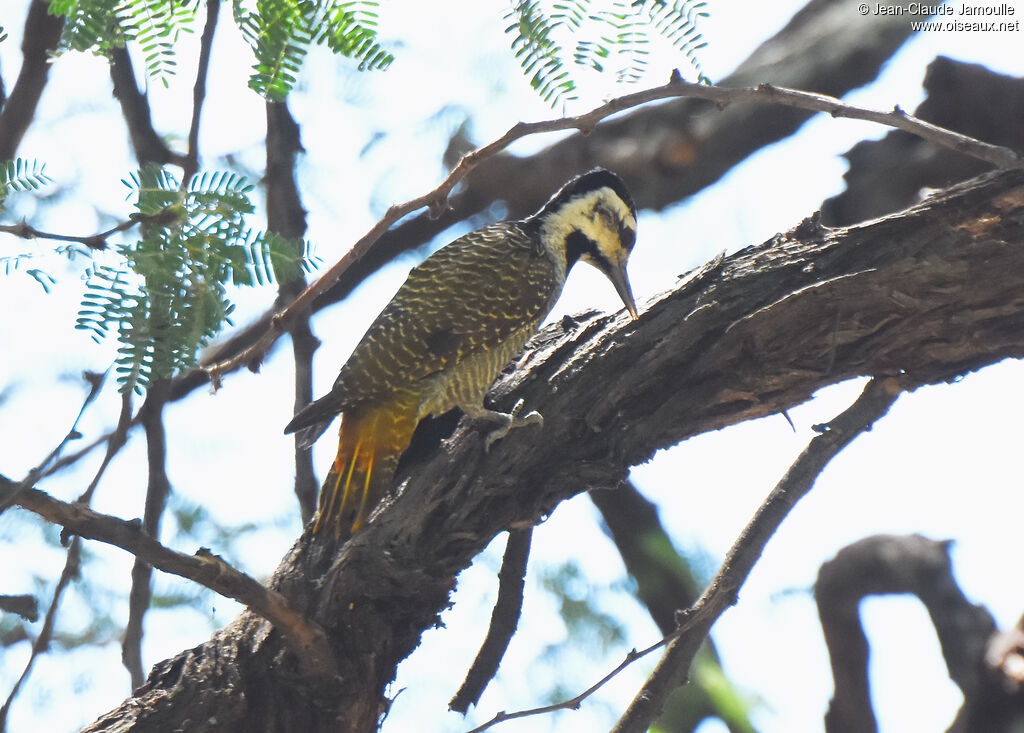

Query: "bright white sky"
left=1, top=1, right=1024, bottom=732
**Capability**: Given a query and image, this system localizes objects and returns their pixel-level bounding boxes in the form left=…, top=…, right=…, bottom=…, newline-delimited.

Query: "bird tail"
left=314, top=402, right=419, bottom=537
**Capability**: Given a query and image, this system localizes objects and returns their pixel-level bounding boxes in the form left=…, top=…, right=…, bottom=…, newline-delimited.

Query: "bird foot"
left=484, top=399, right=543, bottom=452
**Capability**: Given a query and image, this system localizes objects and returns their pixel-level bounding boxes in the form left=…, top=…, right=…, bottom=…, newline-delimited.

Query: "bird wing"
left=285, top=222, right=559, bottom=435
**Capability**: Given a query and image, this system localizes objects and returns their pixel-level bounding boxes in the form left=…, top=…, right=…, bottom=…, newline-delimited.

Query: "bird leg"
left=464, top=399, right=543, bottom=452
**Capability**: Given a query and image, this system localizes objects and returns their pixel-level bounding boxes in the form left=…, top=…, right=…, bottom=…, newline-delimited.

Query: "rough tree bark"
left=74, top=167, right=1024, bottom=732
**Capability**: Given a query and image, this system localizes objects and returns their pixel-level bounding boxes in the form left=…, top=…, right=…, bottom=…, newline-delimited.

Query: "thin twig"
left=181, top=0, right=219, bottom=184
left=0, top=536, right=82, bottom=730
left=76, top=391, right=134, bottom=507
left=0, top=208, right=180, bottom=250
left=40, top=393, right=135, bottom=485
left=204, top=74, right=1020, bottom=385
left=3, top=478, right=338, bottom=680
left=465, top=635, right=671, bottom=733
left=1, top=387, right=134, bottom=723
left=122, top=385, right=172, bottom=689
left=0, top=371, right=105, bottom=515
left=611, top=377, right=905, bottom=733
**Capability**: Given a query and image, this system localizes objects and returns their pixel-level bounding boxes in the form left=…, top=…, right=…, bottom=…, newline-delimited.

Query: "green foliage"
left=690, top=652, right=757, bottom=733
left=506, top=0, right=710, bottom=107
left=49, top=0, right=196, bottom=85
left=234, top=0, right=393, bottom=101
left=0, top=161, right=58, bottom=291
left=50, top=0, right=126, bottom=54
left=75, top=166, right=318, bottom=393
left=506, top=1, right=577, bottom=106
left=48, top=0, right=389, bottom=97
left=537, top=560, right=633, bottom=708
left=0, top=159, right=52, bottom=206
left=121, top=0, right=198, bottom=82
left=540, top=561, right=628, bottom=659
left=1, top=256, right=58, bottom=293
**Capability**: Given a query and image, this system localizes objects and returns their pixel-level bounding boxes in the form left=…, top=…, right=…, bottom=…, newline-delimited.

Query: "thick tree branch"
left=78, top=168, right=1024, bottom=732
left=0, top=595, right=37, bottom=622
left=181, top=0, right=219, bottom=183
left=973, top=617, right=1024, bottom=733
left=824, top=57, right=1024, bottom=226
left=450, top=528, right=532, bottom=713
left=815, top=534, right=998, bottom=733
left=109, top=47, right=187, bottom=168
left=0, top=0, right=63, bottom=160
left=265, top=99, right=317, bottom=521
left=3, top=478, right=337, bottom=682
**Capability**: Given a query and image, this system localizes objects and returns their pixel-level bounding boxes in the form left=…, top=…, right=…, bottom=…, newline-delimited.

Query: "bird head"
left=535, top=168, right=639, bottom=319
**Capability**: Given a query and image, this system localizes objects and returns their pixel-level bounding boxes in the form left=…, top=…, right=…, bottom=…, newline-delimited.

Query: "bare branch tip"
left=203, top=365, right=223, bottom=393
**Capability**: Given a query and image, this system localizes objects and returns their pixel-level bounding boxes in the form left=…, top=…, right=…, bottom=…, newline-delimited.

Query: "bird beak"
left=606, top=261, right=639, bottom=320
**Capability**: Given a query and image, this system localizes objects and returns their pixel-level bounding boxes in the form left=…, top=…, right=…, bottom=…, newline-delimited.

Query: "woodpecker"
left=285, top=168, right=639, bottom=537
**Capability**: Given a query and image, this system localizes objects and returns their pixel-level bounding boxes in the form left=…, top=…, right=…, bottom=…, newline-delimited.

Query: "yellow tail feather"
left=313, top=403, right=418, bottom=537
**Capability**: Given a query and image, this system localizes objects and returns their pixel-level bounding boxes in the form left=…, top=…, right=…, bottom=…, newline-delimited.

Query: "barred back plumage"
left=285, top=168, right=639, bottom=537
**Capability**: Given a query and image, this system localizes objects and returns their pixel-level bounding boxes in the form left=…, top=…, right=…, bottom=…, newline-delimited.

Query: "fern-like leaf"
left=506, top=0, right=578, bottom=106
left=636, top=0, right=709, bottom=79
left=50, top=0, right=128, bottom=53
left=0, top=159, right=53, bottom=206
left=234, top=0, right=392, bottom=101
left=120, top=0, right=197, bottom=84
left=49, top=0, right=196, bottom=82
left=244, top=230, right=319, bottom=286
left=551, top=0, right=588, bottom=29
left=78, top=166, right=318, bottom=393
left=505, top=0, right=710, bottom=106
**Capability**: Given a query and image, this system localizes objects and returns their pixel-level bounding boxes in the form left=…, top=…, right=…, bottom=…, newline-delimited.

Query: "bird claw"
left=484, top=398, right=544, bottom=452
